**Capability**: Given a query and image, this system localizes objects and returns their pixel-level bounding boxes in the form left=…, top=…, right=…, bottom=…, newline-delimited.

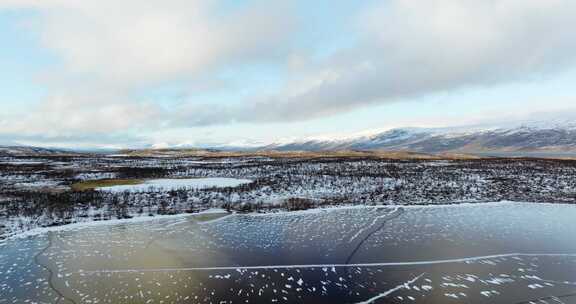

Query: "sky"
left=1, top=0, right=576, bottom=149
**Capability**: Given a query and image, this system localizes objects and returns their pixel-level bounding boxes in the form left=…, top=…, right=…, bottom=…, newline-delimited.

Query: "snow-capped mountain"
left=260, top=119, right=576, bottom=155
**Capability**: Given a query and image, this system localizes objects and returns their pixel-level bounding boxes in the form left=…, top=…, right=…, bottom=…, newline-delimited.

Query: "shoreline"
left=1, top=208, right=228, bottom=244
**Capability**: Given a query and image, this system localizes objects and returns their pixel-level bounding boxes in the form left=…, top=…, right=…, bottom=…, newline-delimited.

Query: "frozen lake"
left=96, top=177, right=253, bottom=192
left=1, top=202, right=576, bottom=303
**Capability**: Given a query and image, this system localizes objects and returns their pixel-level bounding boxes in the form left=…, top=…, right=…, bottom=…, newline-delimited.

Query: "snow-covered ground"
left=97, top=177, right=253, bottom=192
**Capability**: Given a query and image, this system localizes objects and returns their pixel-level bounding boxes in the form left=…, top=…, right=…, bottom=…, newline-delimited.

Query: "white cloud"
left=362, top=0, right=576, bottom=87
left=229, top=0, right=576, bottom=122
left=2, top=92, right=160, bottom=137
left=2, top=0, right=292, bottom=87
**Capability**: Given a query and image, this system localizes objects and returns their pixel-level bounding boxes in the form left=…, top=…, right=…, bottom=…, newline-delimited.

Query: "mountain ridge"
left=257, top=120, right=576, bottom=155
left=3, top=118, right=576, bottom=157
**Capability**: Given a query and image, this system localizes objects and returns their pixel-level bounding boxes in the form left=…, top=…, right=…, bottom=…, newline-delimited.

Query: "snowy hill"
left=260, top=120, right=576, bottom=155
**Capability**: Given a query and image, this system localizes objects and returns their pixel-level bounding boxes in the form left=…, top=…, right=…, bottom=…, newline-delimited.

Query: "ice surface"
left=2, top=202, right=576, bottom=303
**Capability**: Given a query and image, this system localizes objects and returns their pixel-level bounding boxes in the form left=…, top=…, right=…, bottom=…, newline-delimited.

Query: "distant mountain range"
left=256, top=119, right=576, bottom=156
left=2, top=118, right=576, bottom=157
left=0, top=146, right=71, bottom=156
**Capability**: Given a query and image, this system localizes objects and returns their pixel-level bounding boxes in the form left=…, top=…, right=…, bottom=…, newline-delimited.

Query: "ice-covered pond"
left=96, top=177, right=253, bottom=192
left=1, top=202, right=576, bottom=303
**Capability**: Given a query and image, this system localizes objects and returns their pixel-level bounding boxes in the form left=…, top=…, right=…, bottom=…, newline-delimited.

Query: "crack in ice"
left=348, top=208, right=398, bottom=243
left=354, top=273, right=425, bottom=304
left=79, top=253, right=576, bottom=274
left=345, top=207, right=404, bottom=265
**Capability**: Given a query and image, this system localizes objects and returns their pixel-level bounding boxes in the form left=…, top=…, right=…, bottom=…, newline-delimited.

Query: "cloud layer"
left=187, top=0, right=576, bottom=124
left=2, top=0, right=576, bottom=145
left=3, top=0, right=292, bottom=87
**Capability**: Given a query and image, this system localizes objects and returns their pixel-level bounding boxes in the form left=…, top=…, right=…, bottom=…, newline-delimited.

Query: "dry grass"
left=71, top=179, right=144, bottom=191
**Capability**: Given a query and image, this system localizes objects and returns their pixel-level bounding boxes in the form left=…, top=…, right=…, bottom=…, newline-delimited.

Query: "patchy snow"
left=14, top=180, right=61, bottom=189
left=75, top=172, right=117, bottom=181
